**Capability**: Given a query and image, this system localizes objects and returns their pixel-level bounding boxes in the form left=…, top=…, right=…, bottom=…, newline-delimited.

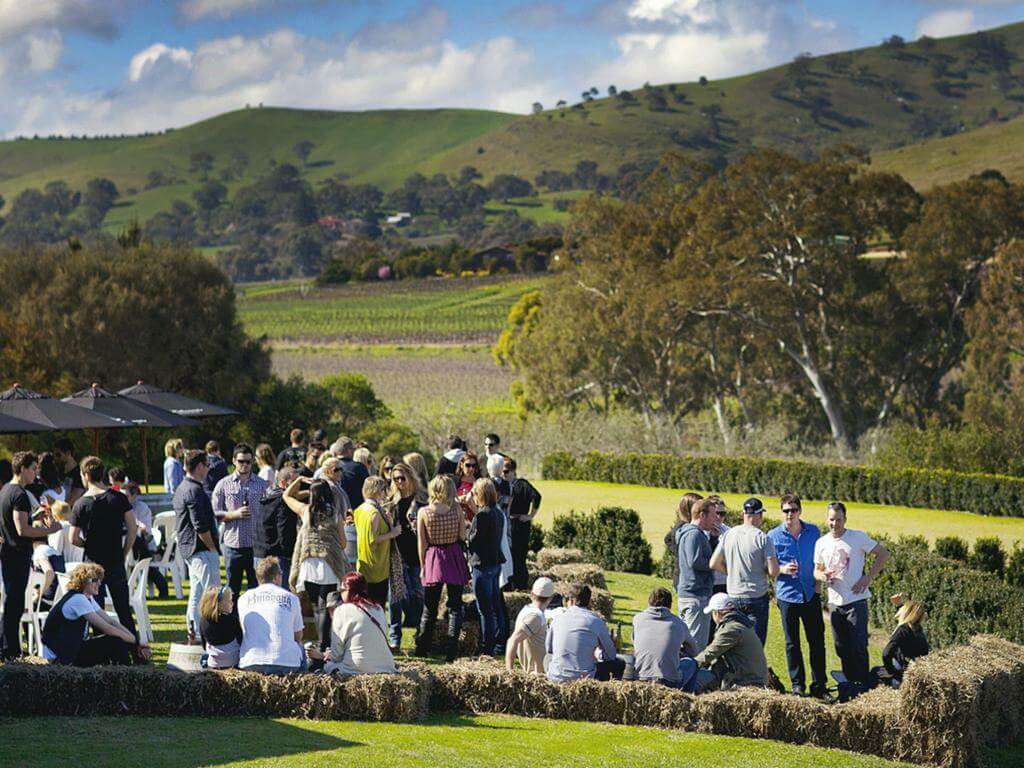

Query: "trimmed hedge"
left=542, top=450, right=1024, bottom=517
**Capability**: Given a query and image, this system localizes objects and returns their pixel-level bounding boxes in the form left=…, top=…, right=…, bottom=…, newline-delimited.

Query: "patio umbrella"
left=63, top=384, right=202, bottom=490
left=0, top=384, right=124, bottom=430
left=118, top=381, right=239, bottom=419
left=0, top=413, right=57, bottom=435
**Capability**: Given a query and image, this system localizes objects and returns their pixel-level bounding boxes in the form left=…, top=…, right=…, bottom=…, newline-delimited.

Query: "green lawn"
left=533, top=480, right=1024, bottom=559
left=0, top=714, right=923, bottom=768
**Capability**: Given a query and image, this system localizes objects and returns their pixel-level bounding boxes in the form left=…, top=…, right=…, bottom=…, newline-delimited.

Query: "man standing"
left=503, top=457, right=541, bottom=590
left=203, top=441, right=229, bottom=494
left=814, top=501, right=890, bottom=689
left=69, top=456, right=139, bottom=642
left=768, top=493, right=827, bottom=697
left=335, top=437, right=368, bottom=507
left=710, top=497, right=779, bottom=646
left=275, top=428, right=306, bottom=470
left=53, top=438, right=84, bottom=507
left=546, top=584, right=624, bottom=682
left=675, top=497, right=717, bottom=652
left=483, top=433, right=501, bottom=458
left=254, top=466, right=298, bottom=583
left=212, top=443, right=268, bottom=598
left=174, top=450, right=221, bottom=640
left=1, top=452, right=60, bottom=659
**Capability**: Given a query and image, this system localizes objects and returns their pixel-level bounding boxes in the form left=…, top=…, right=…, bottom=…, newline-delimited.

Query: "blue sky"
left=2, top=0, right=1023, bottom=136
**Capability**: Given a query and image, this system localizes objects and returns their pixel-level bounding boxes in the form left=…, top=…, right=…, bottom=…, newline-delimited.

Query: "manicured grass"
left=533, top=480, right=1024, bottom=559
left=0, top=714, right=922, bottom=768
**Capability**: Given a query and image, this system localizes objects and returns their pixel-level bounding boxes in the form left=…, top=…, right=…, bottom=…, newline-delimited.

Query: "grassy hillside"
left=873, top=112, right=1024, bottom=188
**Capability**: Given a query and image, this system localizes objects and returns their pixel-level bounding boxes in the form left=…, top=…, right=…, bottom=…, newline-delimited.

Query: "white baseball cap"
left=703, top=593, right=735, bottom=614
left=531, top=577, right=555, bottom=598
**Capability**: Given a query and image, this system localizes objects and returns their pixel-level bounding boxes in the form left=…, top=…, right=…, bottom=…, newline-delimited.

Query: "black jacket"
left=254, top=486, right=298, bottom=559
left=468, top=505, right=506, bottom=568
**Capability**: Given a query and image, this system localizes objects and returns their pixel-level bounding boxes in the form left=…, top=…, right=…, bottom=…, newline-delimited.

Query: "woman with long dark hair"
left=283, top=476, right=349, bottom=651
left=456, top=451, right=482, bottom=522
left=386, top=461, right=426, bottom=650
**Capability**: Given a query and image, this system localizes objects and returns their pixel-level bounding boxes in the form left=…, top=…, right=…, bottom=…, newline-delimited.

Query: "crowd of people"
left=0, top=431, right=929, bottom=700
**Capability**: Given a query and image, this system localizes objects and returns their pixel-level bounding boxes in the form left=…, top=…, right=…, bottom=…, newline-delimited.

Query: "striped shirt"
left=212, top=472, right=269, bottom=549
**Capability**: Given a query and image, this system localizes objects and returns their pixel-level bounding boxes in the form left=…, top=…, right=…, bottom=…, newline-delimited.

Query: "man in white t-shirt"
left=813, top=502, right=890, bottom=687
left=505, top=576, right=554, bottom=674
left=238, top=556, right=305, bottom=674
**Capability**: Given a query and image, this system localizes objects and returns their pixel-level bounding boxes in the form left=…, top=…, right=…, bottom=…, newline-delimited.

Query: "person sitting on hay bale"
left=200, top=585, right=242, bottom=669
left=306, top=572, right=396, bottom=676
left=546, top=584, right=624, bottom=682
left=692, top=593, right=768, bottom=692
left=632, top=586, right=700, bottom=689
left=41, top=562, right=150, bottom=666
left=505, top=576, right=555, bottom=674
left=872, top=595, right=929, bottom=689
left=238, top=557, right=305, bottom=675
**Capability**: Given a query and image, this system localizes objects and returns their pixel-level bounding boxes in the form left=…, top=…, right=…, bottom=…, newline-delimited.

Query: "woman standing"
left=255, top=444, right=276, bottom=486
left=456, top=452, right=482, bottom=522
left=402, top=452, right=430, bottom=492
left=415, top=475, right=469, bottom=661
left=353, top=476, right=402, bottom=607
left=387, top=462, right=426, bottom=650
left=467, top=478, right=506, bottom=656
left=163, top=439, right=185, bottom=494
left=283, top=476, right=349, bottom=651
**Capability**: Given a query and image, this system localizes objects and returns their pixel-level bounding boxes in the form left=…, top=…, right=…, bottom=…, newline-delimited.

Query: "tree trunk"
left=790, top=351, right=855, bottom=459
left=711, top=393, right=732, bottom=453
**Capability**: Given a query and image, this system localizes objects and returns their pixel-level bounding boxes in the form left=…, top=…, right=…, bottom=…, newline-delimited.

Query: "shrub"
left=528, top=524, right=545, bottom=553
left=541, top=450, right=1024, bottom=518
left=934, top=535, right=969, bottom=562
left=970, top=536, right=1006, bottom=576
left=1007, top=544, right=1024, bottom=588
left=548, top=506, right=653, bottom=574
left=895, top=534, right=929, bottom=553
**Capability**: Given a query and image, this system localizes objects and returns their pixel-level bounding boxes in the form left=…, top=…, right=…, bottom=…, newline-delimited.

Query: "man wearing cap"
left=505, top=576, right=554, bottom=674
left=546, top=584, right=624, bottom=682
left=768, top=493, right=827, bottom=697
left=694, top=593, right=769, bottom=691
left=675, top=497, right=718, bottom=652
left=710, top=497, right=779, bottom=646
left=814, top=501, right=890, bottom=689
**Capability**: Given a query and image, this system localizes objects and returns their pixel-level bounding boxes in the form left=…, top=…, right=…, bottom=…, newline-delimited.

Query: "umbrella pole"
left=91, top=429, right=100, bottom=454
left=142, top=428, right=150, bottom=492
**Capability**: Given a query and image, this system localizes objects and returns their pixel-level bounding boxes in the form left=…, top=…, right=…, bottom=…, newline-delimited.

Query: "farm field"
left=238, top=275, right=546, bottom=343
left=0, top=714, right=932, bottom=768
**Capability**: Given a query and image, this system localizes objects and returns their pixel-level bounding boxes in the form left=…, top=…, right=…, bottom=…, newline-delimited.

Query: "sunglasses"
left=501, top=468, right=512, bottom=474
left=394, top=475, right=409, bottom=482
left=782, top=507, right=799, bottom=514
left=85, top=578, right=100, bottom=585
left=464, top=463, right=478, bottom=469
left=235, top=458, right=252, bottom=465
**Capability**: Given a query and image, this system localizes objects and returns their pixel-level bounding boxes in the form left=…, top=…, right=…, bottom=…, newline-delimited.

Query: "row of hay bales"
left=2, top=637, right=1020, bottom=767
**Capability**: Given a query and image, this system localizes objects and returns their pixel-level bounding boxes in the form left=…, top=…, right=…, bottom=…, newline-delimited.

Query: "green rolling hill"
left=1, top=21, right=1024, bottom=231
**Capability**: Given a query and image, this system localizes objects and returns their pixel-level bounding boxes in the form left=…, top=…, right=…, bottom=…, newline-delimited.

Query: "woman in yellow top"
left=354, top=475, right=402, bottom=607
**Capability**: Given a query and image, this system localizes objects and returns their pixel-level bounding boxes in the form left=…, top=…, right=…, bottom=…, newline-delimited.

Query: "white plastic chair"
left=20, top=570, right=46, bottom=656
left=128, top=557, right=153, bottom=643
left=151, top=511, right=183, bottom=599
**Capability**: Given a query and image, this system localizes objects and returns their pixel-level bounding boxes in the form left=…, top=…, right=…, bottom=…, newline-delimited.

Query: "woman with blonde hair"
left=353, top=447, right=377, bottom=476
left=386, top=462, right=426, bottom=649
left=200, top=585, right=242, bottom=669
left=255, top=443, right=276, bottom=485
left=402, top=452, right=430, bottom=491
left=353, top=475, right=402, bottom=608
left=47, top=499, right=84, bottom=564
left=468, top=478, right=506, bottom=656
left=41, top=562, right=147, bottom=666
left=163, top=438, right=185, bottom=494
left=415, top=474, right=469, bottom=660
left=877, top=596, right=929, bottom=688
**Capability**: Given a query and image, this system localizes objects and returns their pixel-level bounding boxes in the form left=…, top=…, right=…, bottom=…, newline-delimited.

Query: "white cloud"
left=0, top=0, right=126, bottom=40
left=915, top=9, right=977, bottom=39
left=179, top=0, right=329, bottom=21
left=128, top=43, right=193, bottom=82
left=26, top=30, right=62, bottom=72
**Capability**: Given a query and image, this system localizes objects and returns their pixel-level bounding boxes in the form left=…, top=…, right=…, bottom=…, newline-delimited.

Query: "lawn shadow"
left=0, top=716, right=358, bottom=768
left=421, top=713, right=519, bottom=731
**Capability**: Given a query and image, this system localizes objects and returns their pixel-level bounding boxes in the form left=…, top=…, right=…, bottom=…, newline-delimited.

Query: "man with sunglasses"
left=768, top=493, right=827, bottom=697
left=503, top=457, right=541, bottom=590
left=212, top=443, right=268, bottom=598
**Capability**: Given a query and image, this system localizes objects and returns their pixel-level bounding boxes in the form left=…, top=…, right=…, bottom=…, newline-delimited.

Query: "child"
left=200, top=586, right=243, bottom=669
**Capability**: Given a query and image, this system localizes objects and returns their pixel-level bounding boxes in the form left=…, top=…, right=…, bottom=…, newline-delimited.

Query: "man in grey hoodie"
left=675, top=497, right=718, bottom=652
left=633, top=586, right=698, bottom=686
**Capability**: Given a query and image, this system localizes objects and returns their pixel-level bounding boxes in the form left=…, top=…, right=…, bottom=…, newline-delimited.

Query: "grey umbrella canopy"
left=63, top=384, right=201, bottom=428
left=0, top=413, right=57, bottom=434
left=0, top=384, right=125, bottom=430
left=118, top=381, right=239, bottom=419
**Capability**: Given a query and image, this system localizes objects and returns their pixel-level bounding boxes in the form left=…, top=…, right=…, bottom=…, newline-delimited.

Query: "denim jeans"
left=778, top=595, right=827, bottom=695
left=733, top=594, right=770, bottom=646
left=668, top=657, right=719, bottom=693
left=255, top=556, right=291, bottom=591
left=389, top=563, right=424, bottom=648
left=243, top=658, right=307, bottom=675
left=678, top=595, right=711, bottom=653
left=830, top=599, right=870, bottom=686
left=223, top=545, right=257, bottom=596
left=187, top=550, right=222, bottom=641
left=472, top=563, right=503, bottom=655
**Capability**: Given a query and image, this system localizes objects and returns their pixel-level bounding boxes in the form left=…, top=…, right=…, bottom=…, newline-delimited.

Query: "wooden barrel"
left=167, top=642, right=205, bottom=673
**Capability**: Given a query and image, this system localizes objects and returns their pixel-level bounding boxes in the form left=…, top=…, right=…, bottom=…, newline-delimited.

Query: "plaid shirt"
left=423, top=504, right=462, bottom=546
left=212, top=471, right=269, bottom=549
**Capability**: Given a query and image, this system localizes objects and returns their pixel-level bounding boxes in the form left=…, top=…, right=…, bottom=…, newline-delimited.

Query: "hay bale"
left=504, top=592, right=534, bottom=622
left=530, top=563, right=607, bottom=590
left=552, top=582, right=614, bottom=621
left=534, top=548, right=585, bottom=569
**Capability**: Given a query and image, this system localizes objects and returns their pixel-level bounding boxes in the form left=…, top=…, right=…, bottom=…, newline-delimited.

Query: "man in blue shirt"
left=546, top=584, right=624, bottom=682
left=767, top=493, right=826, bottom=697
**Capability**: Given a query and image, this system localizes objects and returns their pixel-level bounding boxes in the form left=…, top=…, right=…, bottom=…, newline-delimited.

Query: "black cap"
left=743, top=497, right=764, bottom=515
